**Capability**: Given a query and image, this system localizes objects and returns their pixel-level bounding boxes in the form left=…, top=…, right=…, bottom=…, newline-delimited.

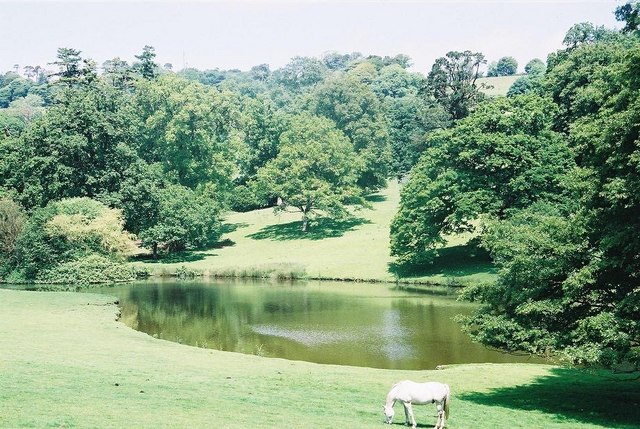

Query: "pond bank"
left=1, top=288, right=638, bottom=428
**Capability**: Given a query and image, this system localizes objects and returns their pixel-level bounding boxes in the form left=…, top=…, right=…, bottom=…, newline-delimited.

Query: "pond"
left=96, top=279, right=542, bottom=370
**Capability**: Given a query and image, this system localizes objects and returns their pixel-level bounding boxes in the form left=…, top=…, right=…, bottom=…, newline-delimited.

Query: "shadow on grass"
left=458, top=367, right=640, bottom=428
left=389, top=242, right=497, bottom=279
left=133, top=251, right=219, bottom=264
left=221, top=222, right=249, bottom=234
left=365, top=193, right=387, bottom=203
left=247, top=217, right=371, bottom=241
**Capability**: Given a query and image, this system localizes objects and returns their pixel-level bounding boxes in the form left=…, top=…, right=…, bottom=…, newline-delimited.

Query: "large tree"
left=425, top=50, right=486, bottom=120
left=132, top=74, right=237, bottom=191
left=460, top=34, right=640, bottom=369
left=390, top=94, right=572, bottom=265
left=256, top=114, right=365, bottom=232
left=304, top=74, right=392, bottom=190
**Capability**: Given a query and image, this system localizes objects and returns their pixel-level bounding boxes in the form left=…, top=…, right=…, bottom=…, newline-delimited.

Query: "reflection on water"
left=96, top=279, right=543, bottom=370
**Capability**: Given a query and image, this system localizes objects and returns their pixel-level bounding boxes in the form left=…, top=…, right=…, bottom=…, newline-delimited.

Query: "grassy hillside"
left=477, top=75, right=520, bottom=97
left=2, top=289, right=638, bottom=429
left=137, top=181, right=496, bottom=285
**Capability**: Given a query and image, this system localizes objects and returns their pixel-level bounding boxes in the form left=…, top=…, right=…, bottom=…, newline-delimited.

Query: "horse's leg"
left=404, top=402, right=416, bottom=429
left=435, top=402, right=444, bottom=429
left=403, top=402, right=410, bottom=426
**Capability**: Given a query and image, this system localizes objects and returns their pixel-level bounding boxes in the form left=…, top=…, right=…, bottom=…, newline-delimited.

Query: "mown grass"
left=477, top=75, right=521, bottom=97
left=136, top=181, right=497, bottom=285
left=1, top=289, right=638, bottom=429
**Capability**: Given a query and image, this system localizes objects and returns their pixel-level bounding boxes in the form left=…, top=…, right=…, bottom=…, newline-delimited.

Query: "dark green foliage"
left=458, top=34, right=640, bottom=369
left=616, top=1, right=640, bottom=35
left=134, top=45, right=159, bottom=80
left=391, top=95, right=573, bottom=265
left=426, top=50, right=486, bottom=120
left=0, top=80, right=138, bottom=209
left=138, top=185, right=222, bottom=256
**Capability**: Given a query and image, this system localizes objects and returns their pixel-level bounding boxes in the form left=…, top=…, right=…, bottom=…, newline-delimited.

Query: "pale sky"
left=0, top=1, right=627, bottom=76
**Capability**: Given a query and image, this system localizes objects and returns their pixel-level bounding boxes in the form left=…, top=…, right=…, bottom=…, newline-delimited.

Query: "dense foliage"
left=2, top=4, right=638, bottom=369
left=392, top=9, right=640, bottom=368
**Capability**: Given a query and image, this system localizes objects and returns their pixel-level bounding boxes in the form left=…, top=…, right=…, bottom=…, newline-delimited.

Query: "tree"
left=524, top=58, right=546, bottom=75
left=460, top=38, right=640, bottom=369
left=272, top=56, right=327, bottom=92
left=133, top=74, right=236, bottom=191
left=304, top=74, right=392, bottom=191
left=372, top=65, right=449, bottom=178
left=102, top=57, right=135, bottom=89
left=616, top=1, right=640, bottom=35
left=495, top=56, right=518, bottom=76
left=49, top=47, right=83, bottom=84
left=138, top=184, right=222, bottom=258
left=0, top=79, right=139, bottom=210
left=562, top=22, right=615, bottom=49
left=134, top=45, right=158, bottom=80
left=390, top=95, right=573, bottom=265
left=0, top=198, right=25, bottom=268
left=256, top=114, right=365, bottom=232
left=425, top=50, right=486, bottom=120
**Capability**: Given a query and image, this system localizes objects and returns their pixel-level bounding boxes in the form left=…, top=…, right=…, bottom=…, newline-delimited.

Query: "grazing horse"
left=383, top=380, right=450, bottom=429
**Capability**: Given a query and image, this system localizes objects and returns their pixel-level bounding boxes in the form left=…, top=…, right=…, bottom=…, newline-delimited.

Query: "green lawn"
left=1, top=289, right=638, bottom=428
left=136, top=181, right=496, bottom=285
left=477, top=75, right=521, bottom=97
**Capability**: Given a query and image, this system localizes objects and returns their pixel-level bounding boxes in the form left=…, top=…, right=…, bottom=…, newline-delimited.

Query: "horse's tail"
left=443, top=384, right=451, bottom=419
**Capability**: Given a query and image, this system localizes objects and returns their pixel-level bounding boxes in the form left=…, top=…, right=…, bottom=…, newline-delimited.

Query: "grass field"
left=135, top=181, right=496, bottom=285
left=477, top=75, right=520, bottom=97
left=1, top=289, right=639, bottom=429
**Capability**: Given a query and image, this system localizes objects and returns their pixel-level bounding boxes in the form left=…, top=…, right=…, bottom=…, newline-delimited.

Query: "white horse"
left=383, top=380, right=450, bottom=429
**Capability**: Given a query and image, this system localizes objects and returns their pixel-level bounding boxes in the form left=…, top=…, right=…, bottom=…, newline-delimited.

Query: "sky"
left=0, top=0, right=628, bottom=76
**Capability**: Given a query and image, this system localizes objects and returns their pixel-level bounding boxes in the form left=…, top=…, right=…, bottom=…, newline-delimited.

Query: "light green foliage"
left=390, top=95, right=572, bottom=265
left=133, top=74, right=236, bottom=191
left=304, top=74, right=392, bottom=190
left=524, top=58, right=546, bottom=75
left=9, top=198, right=135, bottom=283
left=272, top=56, right=328, bottom=91
left=256, top=114, right=365, bottom=231
left=546, top=33, right=634, bottom=131
left=0, top=198, right=25, bottom=268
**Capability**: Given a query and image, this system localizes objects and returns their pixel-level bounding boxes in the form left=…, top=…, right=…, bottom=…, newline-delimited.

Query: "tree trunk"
left=152, top=242, right=158, bottom=259
left=301, top=215, right=308, bottom=232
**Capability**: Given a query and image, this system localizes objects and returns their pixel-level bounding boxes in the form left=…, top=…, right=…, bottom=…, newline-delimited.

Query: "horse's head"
left=383, top=404, right=394, bottom=424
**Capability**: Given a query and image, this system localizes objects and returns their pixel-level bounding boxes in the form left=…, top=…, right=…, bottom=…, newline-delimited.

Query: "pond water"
left=96, top=279, right=542, bottom=370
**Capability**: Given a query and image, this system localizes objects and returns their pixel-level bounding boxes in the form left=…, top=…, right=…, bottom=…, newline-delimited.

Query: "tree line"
left=0, top=43, right=502, bottom=283
left=391, top=8, right=640, bottom=370
left=1, top=2, right=638, bottom=369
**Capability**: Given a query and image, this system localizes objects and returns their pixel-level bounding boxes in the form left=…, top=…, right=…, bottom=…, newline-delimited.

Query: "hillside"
left=137, top=181, right=496, bottom=285
left=477, top=75, right=520, bottom=97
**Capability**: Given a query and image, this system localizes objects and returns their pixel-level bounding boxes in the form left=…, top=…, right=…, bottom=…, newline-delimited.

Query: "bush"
left=8, top=197, right=136, bottom=283
left=36, top=254, right=136, bottom=286
left=227, top=184, right=266, bottom=212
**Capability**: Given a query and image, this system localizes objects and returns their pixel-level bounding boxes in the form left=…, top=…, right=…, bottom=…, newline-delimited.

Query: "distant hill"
left=477, top=75, right=521, bottom=97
